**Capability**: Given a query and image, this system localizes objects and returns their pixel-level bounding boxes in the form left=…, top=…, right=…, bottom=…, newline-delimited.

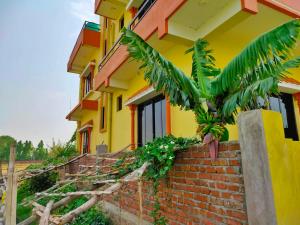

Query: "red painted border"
left=241, top=0, right=300, bottom=17
left=67, top=28, right=100, bottom=73
left=293, top=93, right=300, bottom=114
left=66, top=100, right=98, bottom=120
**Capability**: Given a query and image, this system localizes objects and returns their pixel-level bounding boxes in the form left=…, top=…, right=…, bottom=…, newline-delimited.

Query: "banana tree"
left=121, top=20, right=300, bottom=158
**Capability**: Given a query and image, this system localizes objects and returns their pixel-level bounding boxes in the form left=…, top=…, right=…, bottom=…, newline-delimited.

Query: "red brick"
left=216, top=182, right=227, bottom=190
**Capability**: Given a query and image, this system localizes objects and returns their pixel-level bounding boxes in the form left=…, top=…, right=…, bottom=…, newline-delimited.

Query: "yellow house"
left=66, top=0, right=300, bottom=154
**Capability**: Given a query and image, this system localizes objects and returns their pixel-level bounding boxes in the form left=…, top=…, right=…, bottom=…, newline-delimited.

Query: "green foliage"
left=16, top=205, right=34, bottom=224
left=68, top=207, right=112, bottom=225
left=121, top=19, right=300, bottom=141
left=114, top=135, right=199, bottom=225
left=0, top=135, right=16, bottom=160
left=37, top=183, right=77, bottom=206
left=17, top=171, right=58, bottom=203
left=45, top=133, right=78, bottom=166
left=0, top=135, right=48, bottom=161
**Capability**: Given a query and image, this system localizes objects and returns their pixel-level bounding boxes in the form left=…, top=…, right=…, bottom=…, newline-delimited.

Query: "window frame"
left=117, top=95, right=123, bottom=112
left=99, top=93, right=108, bottom=133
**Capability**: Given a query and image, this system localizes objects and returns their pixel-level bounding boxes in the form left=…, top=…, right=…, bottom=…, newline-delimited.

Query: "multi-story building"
left=66, top=0, right=300, bottom=154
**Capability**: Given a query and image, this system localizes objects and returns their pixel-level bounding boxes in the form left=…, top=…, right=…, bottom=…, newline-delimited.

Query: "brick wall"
left=104, top=141, right=248, bottom=225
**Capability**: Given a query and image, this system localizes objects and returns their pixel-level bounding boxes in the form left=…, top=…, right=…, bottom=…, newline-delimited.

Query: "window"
left=138, top=0, right=156, bottom=20
left=105, top=17, right=108, bottom=28
left=100, top=94, right=107, bottom=132
left=259, top=93, right=299, bottom=140
left=104, top=40, right=107, bottom=56
left=84, top=73, right=92, bottom=96
left=138, top=95, right=166, bottom=146
left=117, top=95, right=122, bottom=111
left=119, top=15, right=125, bottom=30
left=82, top=131, right=89, bottom=154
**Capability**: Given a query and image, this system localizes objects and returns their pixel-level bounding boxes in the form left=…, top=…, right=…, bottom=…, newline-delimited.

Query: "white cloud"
left=70, top=0, right=98, bottom=23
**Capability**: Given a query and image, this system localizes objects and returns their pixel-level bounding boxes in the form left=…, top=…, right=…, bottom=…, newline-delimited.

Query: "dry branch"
left=39, top=200, right=54, bottom=225
left=58, top=196, right=98, bottom=224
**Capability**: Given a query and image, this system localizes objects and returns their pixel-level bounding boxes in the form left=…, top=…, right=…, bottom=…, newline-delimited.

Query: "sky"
left=0, top=0, right=99, bottom=147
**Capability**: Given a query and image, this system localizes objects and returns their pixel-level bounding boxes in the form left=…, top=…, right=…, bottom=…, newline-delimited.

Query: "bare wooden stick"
left=58, top=196, right=98, bottom=224
left=138, top=180, right=143, bottom=225
left=39, top=200, right=54, bottom=225
left=36, top=190, right=112, bottom=197
left=20, top=154, right=87, bottom=181
left=5, top=144, right=17, bottom=225
left=17, top=214, right=38, bottom=225
left=35, top=210, right=60, bottom=225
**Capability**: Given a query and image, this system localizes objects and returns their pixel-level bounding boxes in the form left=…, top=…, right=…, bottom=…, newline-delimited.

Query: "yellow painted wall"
left=262, top=110, right=300, bottom=225
left=73, top=4, right=300, bottom=154
left=96, top=28, right=299, bottom=152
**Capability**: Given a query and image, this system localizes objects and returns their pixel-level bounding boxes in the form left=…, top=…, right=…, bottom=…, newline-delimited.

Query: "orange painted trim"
left=67, top=26, right=100, bottom=73
left=241, top=0, right=300, bottom=17
left=166, top=96, right=171, bottom=135
left=129, top=104, right=137, bottom=150
left=66, top=103, right=81, bottom=120
left=240, top=0, right=258, bottom=14
left=66, top=100, right=98, bottom=120
left=129, top=7, right=138, bottom=19
left=94, top=0, right=187, bottom=91
left=127, top=85, right=152, bottom=101
left=259, top=0, right=300, bottom=17
left=81, top=100, right=98, bottom=111
left=282, top=77, right=300, bottom=85
left=294, top=93, right=300, bottom=114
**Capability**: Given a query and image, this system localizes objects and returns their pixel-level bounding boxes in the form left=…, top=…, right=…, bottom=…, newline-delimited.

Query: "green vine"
left=114, top=135, right=199, bottom=224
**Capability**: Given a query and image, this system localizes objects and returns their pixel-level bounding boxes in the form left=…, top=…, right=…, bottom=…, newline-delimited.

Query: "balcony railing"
left=97, top=0, right=157, bottom=71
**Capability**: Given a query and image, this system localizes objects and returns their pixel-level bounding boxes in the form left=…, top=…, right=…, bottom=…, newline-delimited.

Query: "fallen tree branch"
left=39, top=200, right=54, bottom=225
left=58, top=196, right=98, bottom=224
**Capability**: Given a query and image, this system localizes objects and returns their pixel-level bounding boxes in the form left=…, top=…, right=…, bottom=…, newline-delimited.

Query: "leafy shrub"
left=37, top=183, right=77, bottom=206
left=18, top=171, right=58, bottom=203
left=16, top=205, right=34, bottom=224
left=114, top=135, right=199, bottom=225
left=68, top=207, right=112, bottom=225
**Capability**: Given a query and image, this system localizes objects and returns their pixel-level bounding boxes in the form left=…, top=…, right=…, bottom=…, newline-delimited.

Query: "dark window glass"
left=138, top=0, right=156, bottom=20
left=120, top=15, right=124, bottom=29
left=84, top=73, right=92, bottom=96
left=117, top=95, right=122, bottom=111
left=104, top=40, right=107, bottom=56
left=138, top=95, right=166, bottom=146
left=269, top=93, right=298, bottom=141
left=101, top=106, right=105, bottom=130
left=82, top=131, right=89, bottom=154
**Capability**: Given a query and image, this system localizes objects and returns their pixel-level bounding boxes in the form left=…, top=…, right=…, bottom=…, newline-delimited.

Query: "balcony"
left=95, top=0, right=128, bottom=19
left=94, top=0, right=300, bottom=92
left=66, top=100, right=98, bottom=121
left=67, top=21, right=100, bottom=74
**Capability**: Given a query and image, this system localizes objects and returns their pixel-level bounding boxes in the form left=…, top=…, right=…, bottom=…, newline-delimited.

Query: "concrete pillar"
left=238, top=110, right=277, bottom=225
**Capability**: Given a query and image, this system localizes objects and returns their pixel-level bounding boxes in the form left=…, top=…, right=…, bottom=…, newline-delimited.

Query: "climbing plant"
left=114, top=135, right=199, bottom=224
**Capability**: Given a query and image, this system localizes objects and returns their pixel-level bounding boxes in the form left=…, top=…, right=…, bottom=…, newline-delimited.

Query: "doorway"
left=138, top=95, right=166, bottom=146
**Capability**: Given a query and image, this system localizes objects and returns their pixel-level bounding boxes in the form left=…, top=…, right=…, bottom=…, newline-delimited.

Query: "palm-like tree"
left=121, top=19, right=300, bottom=157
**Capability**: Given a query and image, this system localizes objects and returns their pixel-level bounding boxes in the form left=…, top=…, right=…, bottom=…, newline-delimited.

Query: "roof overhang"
left=66, top=100, right=98, bottom=121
